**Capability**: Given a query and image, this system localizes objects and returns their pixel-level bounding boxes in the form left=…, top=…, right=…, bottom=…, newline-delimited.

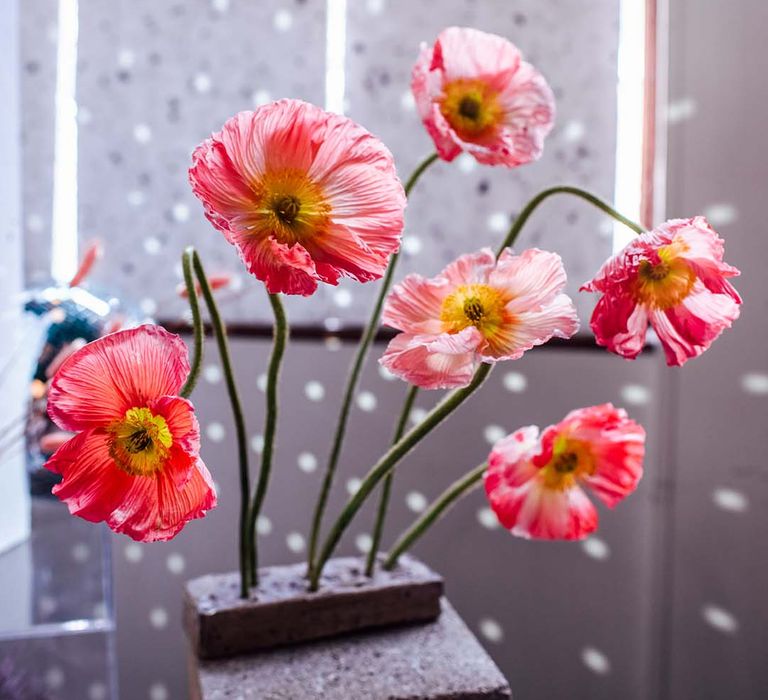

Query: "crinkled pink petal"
left=439, top=247, right=496, bottom=287
left=379, top=329, right=480, bottom=390
left=589, top=291, right=649, bottom=360
left=47, top=430, right=134, bottom=523
left=494, top=248, right=569, bottom=312
left=48, top=325, right=190, bottom=433
left=148, top=395, right=200, bottom=489
left=381, top=273, right=451, bottom=334
left=431, top=26, right=521, bottom=81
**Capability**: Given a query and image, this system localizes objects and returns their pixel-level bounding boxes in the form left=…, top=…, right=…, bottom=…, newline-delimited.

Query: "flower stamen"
left=110, top=407, right=173, bottom=477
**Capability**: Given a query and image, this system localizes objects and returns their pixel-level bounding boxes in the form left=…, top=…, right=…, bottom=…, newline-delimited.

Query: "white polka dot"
left=476, top=507, right=500, bottom=530
left=457, top=152, right=477, bottom=173
left=149, top=682, right=169, bottom=700
left=581, top=537, right=610, bottom=561
left=324, top=317, right=342, bottom=332
left=166, top=553, right=185, bottom=575
left=356, top=391, right=377, bottom=412
left=666, top=97, right=697, bottom=124
left=405, top=491, right=427, bottom=513
left=203, top=364, right=222, bottom=384
left=402, top=236, right=423, bottom=255
left=325, top=336, right=342, bottom=351
left=193, top=72, right=212, bottom=93
left=45, top=667, right=65, bottom=690
left=273, top=9, right=293, bottom=31
left=149, top=607, right=168, bottom=629
left=305, top=380, right=325, bottom=401
left=741, top=372, right=768, bottom=395
left=483, top=424, right=506, bottom=445
left=206, top=422, right=225, bottom=442
left=409, top=407, right=427, bottom=425
left=143, top=237, right=161, bottom=255
left=346, top=477, right=362, bottom=495
left=140, top=298, right=158, bottom=316
left=252, top=89, right=272, bottom=107
left=366, top=0, right=385, bottom=14
left=250, top=434, right=264, bottom=453
left=286, top=532, right=305, bottom=553
left=211, top=0, right=229, bottom=12
left=502, top=371, right=527, bottom=393
left=127, top=189, right=146, bottom=207
left=620, top=383, right=651, bottom=405
left=117, top=49, right=135, bottom=69
left=703, top=203, right=738, bottom=227
left=124, top=542, right=143, bottom=563
left=581, top=647, right=611, bottom=674
left=88, top=681, right=108, bottom=700
left=712, top=488, right=748, bottom=513
left=487, top=211, right=509, bottom=233
left=77, top=105, right=93, bottom=125
left=39, top=595, right=57, bottom=615
left=400, top=90, right=416, bottom=111
left=702, top=605, right=739, bottom=634
left=27, top=213, right=45, bottom=232
left=355, top=533, right=373, bottom=553
left=257, top=515, right=272, bottom=536
left=71, top=542, right=90, bottom=562
left=257, top=373, right=268, bottom=392
left=478, top=618, right=504, bottom=643
left=298, top=451, right=318, bottom=473
left=378, top=364, right=397, bottom=382
left=334, top=288, right=352, bottom=308
left=562, top=119, right=585, bottom=142
left=133, top=123, right=152, bottom=144
left=172, top=202, right=190, bottom=222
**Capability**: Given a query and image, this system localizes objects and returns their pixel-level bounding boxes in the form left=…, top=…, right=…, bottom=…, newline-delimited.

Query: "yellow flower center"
left=440, top=79, right=504, bottom=140
left=109, top=407, right=173, bottom=477
left=252, top=168, right=331, bottom=245
left=634, top=242, right=696, bottom=310
left=541, top=435, right=596, bottom=491
left=440, top=284, right=511, bottom=348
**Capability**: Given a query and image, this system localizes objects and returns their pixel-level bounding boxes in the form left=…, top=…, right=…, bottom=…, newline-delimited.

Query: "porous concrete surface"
left=184, top=555, right=444, bottom=659
left=190, top=599, right=511, bottom=700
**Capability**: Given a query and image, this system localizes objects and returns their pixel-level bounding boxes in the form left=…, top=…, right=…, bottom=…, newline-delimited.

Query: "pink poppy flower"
left=582, top=217, right=741, bottom=366
left=379, top=247, right=579, bottom=389
left=45, top=325, right=217, bottom=542
left=484, top=404, right=646, bottom=540
left=412, top=26, right=555, bottom=167
left=189, top=99, right=406, bottom=296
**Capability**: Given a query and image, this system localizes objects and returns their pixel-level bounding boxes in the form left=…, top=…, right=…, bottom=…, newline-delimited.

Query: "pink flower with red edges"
left=45, top=325, right=217, bottom=542
left=379, top=247, right=579, bottom=389
left=189, top=99, right=406, bottom=296
left=484, top=404, right=645, bottom=540
left=581, top=217, right=741, bottom=366
left=412, top=27, right=555, bottom=167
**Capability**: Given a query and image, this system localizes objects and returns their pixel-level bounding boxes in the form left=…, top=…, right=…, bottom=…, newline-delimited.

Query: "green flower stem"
left=247, top=293, right=288, bottom=585
left=496, top=185, right=644, bottom=256
left=364, top=384, right=418, bottom=576
left=309, top=363, right=492, bottom=590
left=306, top=152, right=439, bottom=577
left=383, top=462, right=487, bottom=570
left=180, top=248, right=204, bottom=399
left=191, top=251, right=252, bottom=598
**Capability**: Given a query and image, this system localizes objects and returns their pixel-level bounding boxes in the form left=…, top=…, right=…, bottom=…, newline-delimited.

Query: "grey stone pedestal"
left=189, top=599, right=511, bottom=699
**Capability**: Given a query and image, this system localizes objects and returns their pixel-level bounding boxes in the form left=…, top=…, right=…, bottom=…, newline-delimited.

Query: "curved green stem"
left=191, top=251, right=251, bottom=598
left=306, top=152, right=439, bottom=576
left=383, top=462, right=487, bottom=570
left=310, top=363, right=492, bottom=590
left=180, top=248, right=204, bottom=399
left=247, top=293, right=288, bottom=585
left=364, top=384, right=418, bottom=576
left=496, top=185, right=644, bottom=256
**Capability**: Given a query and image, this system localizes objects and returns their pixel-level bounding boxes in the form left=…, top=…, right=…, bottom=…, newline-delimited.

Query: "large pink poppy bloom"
left=484, top=404, right=646, bottom=540
left=379, top=247, right=579, bottom=389
left=412, top=26, right=555, bottom=167
left=45, top=325, right=216, bottom=542
left=189, top=99, right=406, bottom=296
left=582, top=217, right=741, bottom=366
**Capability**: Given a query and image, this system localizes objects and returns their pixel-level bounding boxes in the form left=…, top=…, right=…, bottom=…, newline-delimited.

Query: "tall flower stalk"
left=306, top=152, right=439, bottom=577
